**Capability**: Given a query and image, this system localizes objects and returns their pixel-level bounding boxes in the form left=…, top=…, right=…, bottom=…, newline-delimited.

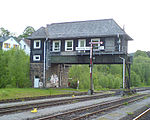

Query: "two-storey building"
left=28, top=19, right=133, bottom=88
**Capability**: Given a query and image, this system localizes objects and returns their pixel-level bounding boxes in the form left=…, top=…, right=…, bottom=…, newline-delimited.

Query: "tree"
left=19, top=26, right=35, bottom=38
left=0, top=27, right=11, bottom=37
left=134, top=50, right=148, bottom=58
left=0, top=49, right=31, bottom=88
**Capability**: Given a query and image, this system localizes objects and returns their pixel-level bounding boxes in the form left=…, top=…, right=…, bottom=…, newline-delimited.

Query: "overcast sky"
left=0, top=0, right=149, bottom=53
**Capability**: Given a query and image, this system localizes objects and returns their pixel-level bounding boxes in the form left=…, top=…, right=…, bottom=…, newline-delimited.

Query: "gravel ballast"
left=0, top=96, right=120, bottom=120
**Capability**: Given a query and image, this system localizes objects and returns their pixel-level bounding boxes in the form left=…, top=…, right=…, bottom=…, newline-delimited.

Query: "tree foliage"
left=0, top=27, right=14, bottom=37
left=0, top=49, right=31, bottom=88
left=18, top=26, right=35, bottom=39
left=69, top=50, right=150, bottom=89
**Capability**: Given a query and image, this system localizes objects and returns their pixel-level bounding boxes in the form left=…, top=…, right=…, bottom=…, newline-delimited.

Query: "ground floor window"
left=13, top=44, right=19, bottom=48
left=4, top=43, right=10, bottom=48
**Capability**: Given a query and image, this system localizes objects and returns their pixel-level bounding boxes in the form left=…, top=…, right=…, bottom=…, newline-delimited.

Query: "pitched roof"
left=27, top=27, right=47, bottom=39
left=47, top=19, right=132, bottom=40
left=0, top=36, right=12, bottom=42
left=28, top=19, right=132, bottom=40
left=24, top=39, right=30, bottom=46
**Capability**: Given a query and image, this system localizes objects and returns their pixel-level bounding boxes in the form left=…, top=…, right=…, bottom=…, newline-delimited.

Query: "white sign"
left=76, top=47, right=91, bottom=51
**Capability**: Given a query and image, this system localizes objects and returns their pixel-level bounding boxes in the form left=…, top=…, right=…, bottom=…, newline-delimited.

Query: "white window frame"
left=33, top=55, right=40, bottom=61
left=65, top=40, right=73, bottom=51
left=78, top=39, right=86, bottom=48
left=53, top=40, right=61, bottom=52
left=34, top=40, right=41, bottom=49
left=91, top=38, right=100, bottom=50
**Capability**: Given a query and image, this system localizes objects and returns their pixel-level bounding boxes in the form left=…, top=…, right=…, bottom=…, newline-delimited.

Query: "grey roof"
left=28, top=19, right=132, bottom=40
left=27, top=27, right=47, bottom=39
left=47, top=19, right=132, bottom=40
left=0, top=36, right=12, bottom=42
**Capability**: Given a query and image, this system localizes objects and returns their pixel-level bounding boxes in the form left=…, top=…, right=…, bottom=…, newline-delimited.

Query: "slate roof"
left=0, top=36, right=12, bottom=42
left=28, top=19, right=132, bottom=40
left=47, top=19, right=132, bottom=40
left=27, top=27, right=47, bottom=39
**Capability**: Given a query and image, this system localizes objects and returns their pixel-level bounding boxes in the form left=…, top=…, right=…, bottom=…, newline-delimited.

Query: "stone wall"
left=30, top=63, right=69, bottom=88
left=46, top=64, right=69, bottom=88
left=30, top=63, right=44, bottom=87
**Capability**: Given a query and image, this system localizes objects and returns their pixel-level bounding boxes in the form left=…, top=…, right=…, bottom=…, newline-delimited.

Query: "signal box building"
left=28, top=19, right=133, bottom=88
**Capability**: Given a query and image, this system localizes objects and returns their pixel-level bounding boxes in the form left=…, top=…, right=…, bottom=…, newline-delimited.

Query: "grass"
left=0, top=88, right=82, bottom=100
left=0, top=87, right=113, bottom=100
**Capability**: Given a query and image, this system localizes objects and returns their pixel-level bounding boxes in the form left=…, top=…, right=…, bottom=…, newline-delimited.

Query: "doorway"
left=34, top=76, right=40, bottom=88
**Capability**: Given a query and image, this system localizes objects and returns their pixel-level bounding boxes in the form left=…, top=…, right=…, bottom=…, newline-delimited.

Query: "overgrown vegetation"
left=69, top=50, right=150, bottom=89
left=0, top=49, right=31, bottom=88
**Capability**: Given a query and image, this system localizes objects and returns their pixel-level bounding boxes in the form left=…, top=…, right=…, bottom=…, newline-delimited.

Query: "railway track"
left=133, top=108, right=150, bottom=120
left=35, top=94, right=149, bottom=120
left=0, top=92, right=114, bottom=116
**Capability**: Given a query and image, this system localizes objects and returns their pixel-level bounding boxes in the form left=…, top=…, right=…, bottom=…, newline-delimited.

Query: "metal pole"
left=43, top=38, right=48, bottom=88
left=120, top=57, right=125, bottom=89
left=123, top=58, right=125, bottom=89
left=90, top=44, right=94, bottom=95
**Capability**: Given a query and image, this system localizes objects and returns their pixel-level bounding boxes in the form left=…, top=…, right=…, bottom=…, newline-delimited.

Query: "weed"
left=123, top=102, right=128, bottom=105
left=127, top=112, right=134, bottom=115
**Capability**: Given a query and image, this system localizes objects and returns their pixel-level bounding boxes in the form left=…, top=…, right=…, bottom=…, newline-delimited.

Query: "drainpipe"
left=43, top=37, right=48, bottom=88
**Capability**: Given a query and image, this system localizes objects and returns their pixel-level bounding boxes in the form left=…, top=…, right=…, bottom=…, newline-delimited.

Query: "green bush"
left=0, top=49, right=31, bottom=88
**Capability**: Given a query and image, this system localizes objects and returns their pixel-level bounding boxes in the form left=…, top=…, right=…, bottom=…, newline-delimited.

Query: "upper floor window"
left=78, top=39, right=86, bottom=48
left=34, top=40, right=41, bottom=49
left=91, top=38, right=100, bottom=50
left=53, top=40, right=61, bottom=52
left=65, top=40, right=73, bottom=51
left=91, top=38, right=104, bottom=50
left=33, top=55, right=40, bottom=61
left=4, top=43, right=10, bottom=48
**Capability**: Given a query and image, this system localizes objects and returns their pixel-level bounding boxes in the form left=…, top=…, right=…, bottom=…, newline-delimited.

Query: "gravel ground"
left=0, top=92, right=113, bottom=108
left=0, top=95, right=120, bottom=120
left=94, top=90, right=150, bottom=120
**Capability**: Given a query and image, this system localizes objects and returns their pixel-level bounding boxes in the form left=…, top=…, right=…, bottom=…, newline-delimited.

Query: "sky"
left=0, top=0, right=150, bottom=53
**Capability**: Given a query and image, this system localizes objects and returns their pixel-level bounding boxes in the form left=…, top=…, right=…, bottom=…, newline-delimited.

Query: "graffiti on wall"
left=50, top=74, right=59, bottom=87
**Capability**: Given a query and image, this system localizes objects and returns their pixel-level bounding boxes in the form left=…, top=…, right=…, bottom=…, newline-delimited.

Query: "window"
left=78, top=39, right=86, bottom=48
left=91, top=38, right=100, bottom=50
left=33, top=55, right=40, bottom=61
left=34, top=40, right=41, bottom=49
left=53, top=40, right=61, bottom=52
left=4, top=43, right=10, bottom=48
left=65, top=40, right=73, bottom=51
left=13, top=44, right=19, bottom=48
left=91, top=38, right=104, bottom=50
left=24, top=45, right=26, bottom=50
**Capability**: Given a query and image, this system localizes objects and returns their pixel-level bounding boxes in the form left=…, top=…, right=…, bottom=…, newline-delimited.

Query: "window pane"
left=91, top=39, right=100, bottom=50
left=67, top=48, right=72, bottom=50
left=36, top=56, right=39, bottom=59
left=80, top=41, right=85, bottom=47
left=36, top=42, right=39, bottom=47
left=67, top=41, right=72, bottom=47
left=53, top=41, right=60, bottom=51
